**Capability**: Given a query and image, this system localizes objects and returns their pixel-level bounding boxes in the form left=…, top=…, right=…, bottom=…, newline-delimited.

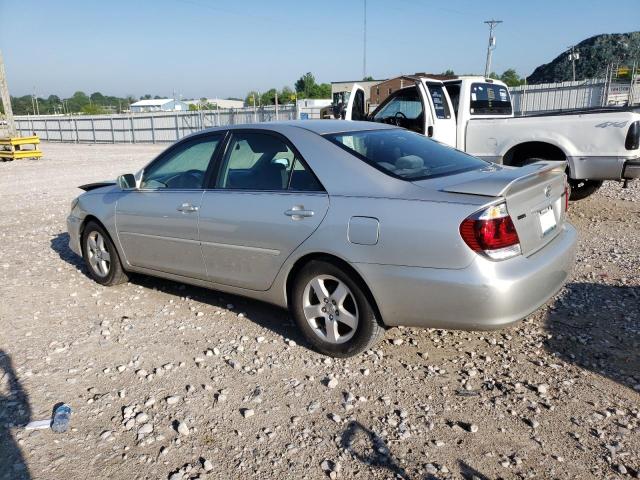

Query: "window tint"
left=325, top=129, right=487, bottom=180
left=218, top=133, right=298, bottom=191
left=426, top=84, right=452, bottom=119
left=470, top=83, right=512, bottom=115
left=141, top=135, right=221, bottom=189
left=289, top=159, right=323, bottom=191
left=351, top=89, right=366, bottom=121
left=444, top=83, right=461, bottom=117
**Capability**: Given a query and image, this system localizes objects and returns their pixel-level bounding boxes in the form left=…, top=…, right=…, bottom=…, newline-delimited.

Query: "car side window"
left=289, top=158, right=323, bottom=191
left=217, top=133, right=297, bottom=191
left=141, top=135, right=222, bottom=189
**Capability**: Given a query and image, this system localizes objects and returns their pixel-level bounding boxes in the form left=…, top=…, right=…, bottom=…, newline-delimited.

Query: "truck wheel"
left=568, top=179, right=603, bottom=201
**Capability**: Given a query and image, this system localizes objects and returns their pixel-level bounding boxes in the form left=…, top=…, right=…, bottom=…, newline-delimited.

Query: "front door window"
left=141, top=136, right=222, bottom=189
left=371, top=87, right=425, bottom=134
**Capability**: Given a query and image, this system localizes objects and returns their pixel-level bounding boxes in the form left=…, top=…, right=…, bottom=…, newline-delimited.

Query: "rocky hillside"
left=527, top=32, right=640, bottom=84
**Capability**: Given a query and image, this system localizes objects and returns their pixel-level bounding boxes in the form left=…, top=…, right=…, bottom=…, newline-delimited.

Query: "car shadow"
left=340, top=421, right=491, bottom=479
left=543, top=281, right=640, bottom=391
left=50, top=232, right=85, bottom=270
left=49, top=232, right=306, bottom=347
left=0, top=350, right=32, bottom=480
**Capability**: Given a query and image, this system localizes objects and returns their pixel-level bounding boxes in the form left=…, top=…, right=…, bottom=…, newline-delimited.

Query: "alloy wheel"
left=302, top=274, right=359, bottom=344
left=86, top=231, right=111, bottom=277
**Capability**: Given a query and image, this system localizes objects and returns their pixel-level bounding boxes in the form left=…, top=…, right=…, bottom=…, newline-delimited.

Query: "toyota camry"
left=67, top=121, right=576, bottom=357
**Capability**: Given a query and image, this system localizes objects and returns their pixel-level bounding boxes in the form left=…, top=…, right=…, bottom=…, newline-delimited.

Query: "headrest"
left=396, top=155, right=424, bottom=170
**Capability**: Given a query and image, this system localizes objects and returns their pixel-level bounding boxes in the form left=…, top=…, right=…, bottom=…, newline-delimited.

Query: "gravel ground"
left=0, top=142, right=638, bottom=480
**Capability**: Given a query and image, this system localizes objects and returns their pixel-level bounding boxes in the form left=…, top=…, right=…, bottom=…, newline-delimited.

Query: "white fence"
left=14, top=105, right=303, bottom=143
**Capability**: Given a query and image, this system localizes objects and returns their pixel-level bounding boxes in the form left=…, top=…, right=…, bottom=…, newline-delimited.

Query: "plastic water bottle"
left=51, top=404, right=72, bottom=433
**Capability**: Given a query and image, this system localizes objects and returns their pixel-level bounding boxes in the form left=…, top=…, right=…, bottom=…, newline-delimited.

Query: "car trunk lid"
left=416, top=161, right=568, bottom=256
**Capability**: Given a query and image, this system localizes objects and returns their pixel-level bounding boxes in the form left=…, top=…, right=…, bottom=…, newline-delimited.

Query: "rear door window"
left=469, top=83, right=512, bottom=115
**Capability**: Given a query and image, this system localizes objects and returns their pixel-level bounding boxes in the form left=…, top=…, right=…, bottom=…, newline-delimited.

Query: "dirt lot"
left=1, top=142, right=639, bottom=480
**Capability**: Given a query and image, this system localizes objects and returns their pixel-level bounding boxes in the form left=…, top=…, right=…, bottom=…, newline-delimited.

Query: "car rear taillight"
left=626, top=121, right=640, bottom=150
left=460, top=203, right=521, bottom=260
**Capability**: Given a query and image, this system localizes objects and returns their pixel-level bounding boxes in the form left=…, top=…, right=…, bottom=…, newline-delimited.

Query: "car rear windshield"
left=324, top=129, right=488, bottom=180
left=470, top=83, right=512, bottom=115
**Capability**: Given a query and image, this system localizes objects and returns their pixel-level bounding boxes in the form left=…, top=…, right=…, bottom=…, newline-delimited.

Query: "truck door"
left=343, top=84, right=367, bottom=121
left=419, top=79, right=457, bottom=148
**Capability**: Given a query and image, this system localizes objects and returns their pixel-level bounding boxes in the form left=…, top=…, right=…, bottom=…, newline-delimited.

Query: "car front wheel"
left=291, top=260, right=385, bottom=357
left=81, top=221, right=128, bottom=286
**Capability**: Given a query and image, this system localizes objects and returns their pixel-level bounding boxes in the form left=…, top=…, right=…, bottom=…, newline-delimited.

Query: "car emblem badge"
left=544, top=185, right=551, bottom=198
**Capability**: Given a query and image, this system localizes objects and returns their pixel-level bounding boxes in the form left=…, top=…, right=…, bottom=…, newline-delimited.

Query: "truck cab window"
left=371, top=87, right=425, bottom=134
left=469, top=83, right=512, bottom=115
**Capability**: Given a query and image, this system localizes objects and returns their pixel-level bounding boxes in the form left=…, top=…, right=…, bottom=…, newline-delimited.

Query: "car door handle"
left=285, top=206, right=314, bottom=220
left=177, top=202, right=199, bottom=213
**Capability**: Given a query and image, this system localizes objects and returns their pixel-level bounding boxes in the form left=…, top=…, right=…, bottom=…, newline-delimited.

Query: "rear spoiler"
left=440, top=161, right=567, bottom=197
left=78, top=181, right=116, bottom=192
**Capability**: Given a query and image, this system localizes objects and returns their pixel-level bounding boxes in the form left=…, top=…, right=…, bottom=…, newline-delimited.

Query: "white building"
left=130, top=99, right=188, bottom=113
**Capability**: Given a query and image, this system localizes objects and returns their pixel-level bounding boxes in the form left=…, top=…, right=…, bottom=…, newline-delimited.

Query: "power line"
left=484, top=19, right=502, bottom=78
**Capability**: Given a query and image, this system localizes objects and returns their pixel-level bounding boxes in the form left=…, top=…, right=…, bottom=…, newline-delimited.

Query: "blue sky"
left=1, top=0, right=638, bottom=99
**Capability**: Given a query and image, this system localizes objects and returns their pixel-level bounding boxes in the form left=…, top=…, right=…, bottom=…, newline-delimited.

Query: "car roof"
left=275, top=120, right=396, bottom=135
left=189, top=120, right=397, bottom=139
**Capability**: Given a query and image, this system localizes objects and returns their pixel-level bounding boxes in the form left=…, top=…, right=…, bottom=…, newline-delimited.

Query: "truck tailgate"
left=436, top=162, right=568, bottom=256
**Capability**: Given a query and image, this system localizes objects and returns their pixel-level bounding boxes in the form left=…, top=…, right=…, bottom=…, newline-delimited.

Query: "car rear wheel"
left=82, top=221, right=128, bottom=286
left=290, top=260, right=385, bottom=357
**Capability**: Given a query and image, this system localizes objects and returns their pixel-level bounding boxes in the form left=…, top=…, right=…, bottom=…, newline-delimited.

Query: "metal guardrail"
left=14, top=106, right=299, bottom=144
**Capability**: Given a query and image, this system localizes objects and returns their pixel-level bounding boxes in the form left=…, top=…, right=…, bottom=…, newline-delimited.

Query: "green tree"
left=500, top=69, right=525, bottom=86
left=260, top=88, right=277, bottom=105
left=294, top=72, right=316, bottom=96
left=90, top=92, right=105, bottom=105
left=279, top=86, right=295, bottom=104
left=362, top=75, right=374, bottom=81
left=441, top=69, right=455, bottom=76
left=81, top=103, right=106, bottom=115
left=245, top=91, right=259, bottom=106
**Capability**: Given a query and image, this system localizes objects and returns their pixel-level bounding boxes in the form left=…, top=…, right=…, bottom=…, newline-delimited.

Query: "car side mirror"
left=117, top=173, right=137, bottom=190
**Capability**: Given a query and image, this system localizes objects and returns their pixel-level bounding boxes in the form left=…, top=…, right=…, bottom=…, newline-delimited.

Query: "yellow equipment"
left=0, top=135, right=43, bottom=160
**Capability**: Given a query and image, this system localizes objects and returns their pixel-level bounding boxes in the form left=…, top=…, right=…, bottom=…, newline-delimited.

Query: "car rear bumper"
left=354, top=223, right=577, bottom=330
left=66, top=214, right=83, bottom=257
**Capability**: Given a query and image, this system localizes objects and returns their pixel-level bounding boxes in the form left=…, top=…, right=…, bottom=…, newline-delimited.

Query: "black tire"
left=81, top=221, right=128, bottom=286
left=290, top=260, right=385, bottom=357
left=568, top=178, right=603, bottom=201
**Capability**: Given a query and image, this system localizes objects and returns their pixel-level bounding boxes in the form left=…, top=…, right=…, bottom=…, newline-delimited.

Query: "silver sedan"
left=67, top=121, right=577, bottom=357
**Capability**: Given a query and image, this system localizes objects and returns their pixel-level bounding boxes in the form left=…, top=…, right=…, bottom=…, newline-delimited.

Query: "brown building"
left=369, top=73, right=456, bottom=107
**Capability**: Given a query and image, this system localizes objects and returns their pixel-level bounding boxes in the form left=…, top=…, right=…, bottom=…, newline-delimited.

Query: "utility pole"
left=274, top=91, right=279, bottom=121
left=363, top=0, right=367, bottom=79
left=0, top=49, right=17, bottom=137
left=567, top=46, right=580, bottom=82
left=483, top=19, right=502, bottom=78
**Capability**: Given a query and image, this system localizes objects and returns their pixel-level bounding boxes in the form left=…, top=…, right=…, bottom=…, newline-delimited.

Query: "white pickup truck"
left=344, top=76, right=640, bottom=199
